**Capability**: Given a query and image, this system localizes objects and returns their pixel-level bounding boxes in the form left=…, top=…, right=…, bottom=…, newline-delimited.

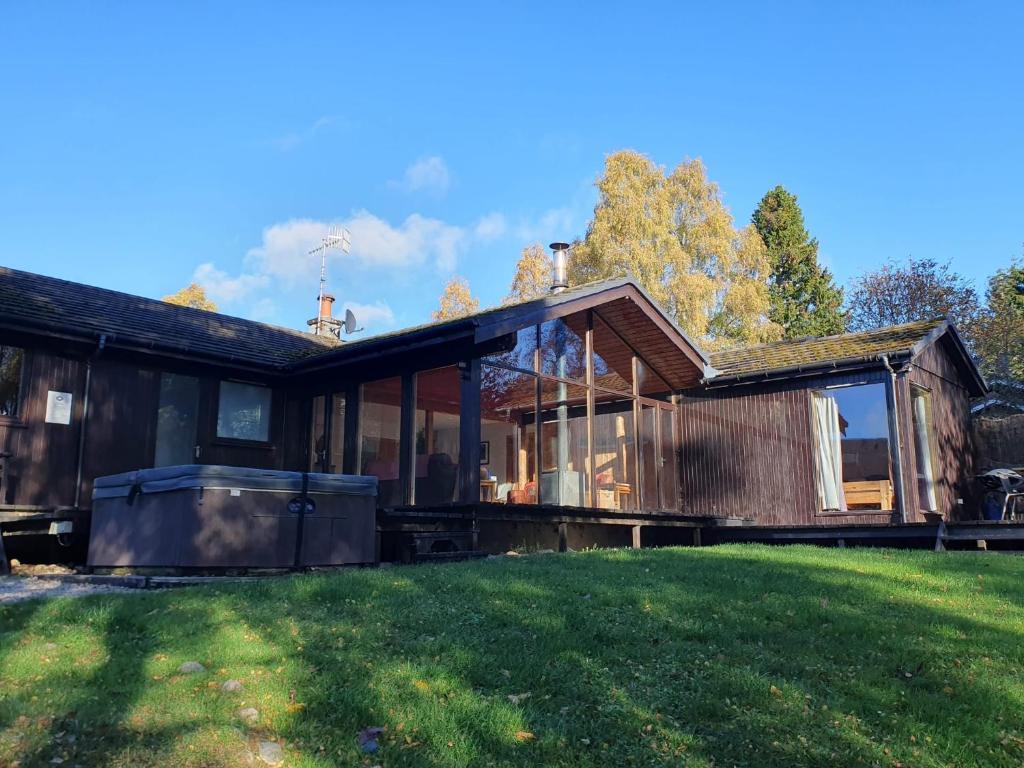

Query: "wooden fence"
left=973, top=414, right=1024, bottom=470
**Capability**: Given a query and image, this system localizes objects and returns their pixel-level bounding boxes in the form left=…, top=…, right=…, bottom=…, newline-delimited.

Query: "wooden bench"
left=843, top=480, right=894, bottom=510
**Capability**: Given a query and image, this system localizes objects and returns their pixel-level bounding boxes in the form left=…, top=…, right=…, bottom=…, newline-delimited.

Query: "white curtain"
left=913, top=392, right=939, bottom=511
left=813, top=393, right=847, bottom=511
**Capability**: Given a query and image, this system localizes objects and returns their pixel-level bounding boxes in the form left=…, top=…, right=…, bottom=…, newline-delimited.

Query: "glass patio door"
left=638, top=402, right=678, bottom=511
left=154, top=373, right=200, bottom=467
left=639, top=403, right=659, bottom=509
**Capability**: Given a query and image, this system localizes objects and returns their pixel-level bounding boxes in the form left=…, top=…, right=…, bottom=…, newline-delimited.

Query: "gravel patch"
left=0, top=576, right=137, bottom=604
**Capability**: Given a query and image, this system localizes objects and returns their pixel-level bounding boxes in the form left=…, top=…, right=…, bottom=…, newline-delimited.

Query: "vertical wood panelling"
left=907, top=339, right=975, bottom=520
left=679, top=371, right=901, bottom=526
left=0, top=349, right=84, bottom=507
left=80, top=359, right=160, bottom=503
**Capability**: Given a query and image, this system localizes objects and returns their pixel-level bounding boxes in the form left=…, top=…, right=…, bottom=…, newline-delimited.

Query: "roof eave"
left=700, top=352, right=914, bottom=389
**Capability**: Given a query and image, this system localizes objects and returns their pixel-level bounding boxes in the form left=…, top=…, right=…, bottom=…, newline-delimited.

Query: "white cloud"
left=245, top=211, right=468, bottom=282
left=515, top=207, right=577, bottom=244
left=193, top=262, right=269, bottom=303
left=389, top=156, right=451, bottom=194
left=474, top=212, right=507, bottom=240
left=270, top=115, right=336, bottom=152
left=339, top=300, right=396, bottom=330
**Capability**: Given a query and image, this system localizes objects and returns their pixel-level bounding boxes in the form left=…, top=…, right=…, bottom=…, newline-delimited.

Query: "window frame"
left=810, top=380, right=896, bottom=514
left=910, top=384, right=940, bottom=512
left=214, top=379, right=274, bottom=445
left=0, top=345, right=27, bottom=424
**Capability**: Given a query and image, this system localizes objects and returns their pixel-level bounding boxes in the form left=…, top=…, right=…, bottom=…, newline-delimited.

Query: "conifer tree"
left=752, top=185, right=845, bottom=338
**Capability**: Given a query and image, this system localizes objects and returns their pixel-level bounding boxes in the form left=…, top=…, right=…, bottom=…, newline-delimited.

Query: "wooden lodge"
left=0, top=265, right=988, bottom=565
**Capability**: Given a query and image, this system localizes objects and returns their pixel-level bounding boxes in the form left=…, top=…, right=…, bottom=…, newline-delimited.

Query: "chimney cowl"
left=550, top=242, right=570, bottom=294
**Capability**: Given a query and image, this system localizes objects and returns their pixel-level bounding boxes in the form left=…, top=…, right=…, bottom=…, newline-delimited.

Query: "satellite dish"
left=343, top=308, right=363, bottom=335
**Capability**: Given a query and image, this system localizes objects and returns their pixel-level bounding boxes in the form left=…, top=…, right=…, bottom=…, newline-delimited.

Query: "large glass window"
left=484, top=327, right=537, bottom=371
left=414, top=367, right=461, bottom=505
left=592, top=316, right=633, bottom=393
left=155, top=373, right=199, bottom=466
left=593, top=392, right=637, bottom=510
left=911, top=386, right=938, bottom=511
left=481, top=365, right=538, bottom=504
left=360, top=377, right=403, bottom=506
left=812, top=383, right=893, bottom=511
left=540, top=315, right=586, bottom=382
left=217, top=381, right=272, bottom=442
left=539, top=378, right=590, bottom=506
left=0, top=346, right=24, bottom=417
left=478, top=312, right=683, bottom=512
left=637, top=359, right=672, bottom=401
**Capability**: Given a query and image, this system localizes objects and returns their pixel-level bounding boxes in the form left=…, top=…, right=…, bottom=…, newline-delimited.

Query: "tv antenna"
left=310, top=225, right=350, bottom=310
left=306, top=226, right=364, bottom=339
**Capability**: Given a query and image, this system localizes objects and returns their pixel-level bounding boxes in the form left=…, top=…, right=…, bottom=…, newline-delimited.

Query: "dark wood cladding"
left=0, top=341, right=291, bottom=510
left=0, top=348, right=84, bottom=507
left=905, top=338, right=975, bottom=520
left=79, top=359, right=161, bottom=504
left=680, top=370, right=903, bottom=526
left=679, top=380, right=820, bottom=523
left=679, top=349, right=977, bottom=526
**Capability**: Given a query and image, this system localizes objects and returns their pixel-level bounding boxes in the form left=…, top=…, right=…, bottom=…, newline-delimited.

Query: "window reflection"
left=592, top=316, right=633, bottom=393
left=414, top=367, right=461, bottom=505
left=481, top=365, right=538, bottom=504
left=593, top=392, right=637, bottom=510
left=360, top=377, right=403, bottom=507
left=539, top=378, right=590, bottom=506
left=812, top=383, right=893, bottom=511
left=540, top=315, right=586, bottom=382
left=483, top=327, right=537, bottom=372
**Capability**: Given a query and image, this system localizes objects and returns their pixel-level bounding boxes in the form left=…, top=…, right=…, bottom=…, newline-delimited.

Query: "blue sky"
left=1, top=2, right=1022, bottom=335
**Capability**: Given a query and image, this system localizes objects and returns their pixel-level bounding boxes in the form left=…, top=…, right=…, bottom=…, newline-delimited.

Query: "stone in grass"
left=237, top=707, right=260, bottom=725
left=178, top=661, right=206, bottom=674
left=221, top=679, right=244, bottom=693
left=258, top=740, right=284, bottom=766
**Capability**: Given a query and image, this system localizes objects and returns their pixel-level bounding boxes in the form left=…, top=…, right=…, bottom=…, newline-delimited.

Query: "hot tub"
left=88, top=465, right=377, bottom=568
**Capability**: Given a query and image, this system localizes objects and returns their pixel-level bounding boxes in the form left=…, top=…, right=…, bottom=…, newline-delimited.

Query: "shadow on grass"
left=2, top=546, right=1024, bottom=767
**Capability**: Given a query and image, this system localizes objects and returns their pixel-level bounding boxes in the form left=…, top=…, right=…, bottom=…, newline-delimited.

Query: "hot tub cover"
left=93, top=465, right=378, bottom=500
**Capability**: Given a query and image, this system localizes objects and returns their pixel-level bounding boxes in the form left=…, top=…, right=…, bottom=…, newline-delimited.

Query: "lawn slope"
left=2, top=545, right=1023, bottom=767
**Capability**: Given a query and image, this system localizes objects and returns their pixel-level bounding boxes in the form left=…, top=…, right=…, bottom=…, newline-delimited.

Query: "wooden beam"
left=631, top=524, right=641, bottom=549
left=558, top=522, right=568, bottom=552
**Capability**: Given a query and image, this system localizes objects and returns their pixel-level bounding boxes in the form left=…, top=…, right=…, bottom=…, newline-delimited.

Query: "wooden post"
left=342, top=382, right=360, bottom=475
left=631, top=524, right=641, bottom=550
left=934, top=520, right=946, bottom=552
left=400, top=373, right=416, bottom=506
left=458, top=359, right=482, bottom=504
left=692, top=527, right=702, bottom=547
left=585, top=311, right=596, bottom=508
left=558, top=522, right=568, bottom=552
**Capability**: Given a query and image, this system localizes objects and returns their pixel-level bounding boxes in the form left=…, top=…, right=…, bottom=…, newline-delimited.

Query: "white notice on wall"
left=45, top=391, right=73, bottom=425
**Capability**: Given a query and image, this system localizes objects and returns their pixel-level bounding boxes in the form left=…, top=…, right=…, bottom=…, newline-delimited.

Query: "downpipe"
left=881, top=354, right=908, bottom=523
left=73, top=334, right=107, bottom=509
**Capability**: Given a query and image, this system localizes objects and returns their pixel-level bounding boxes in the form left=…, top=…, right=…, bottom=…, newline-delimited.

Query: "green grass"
left=2, top=545, right=1024, bottom=767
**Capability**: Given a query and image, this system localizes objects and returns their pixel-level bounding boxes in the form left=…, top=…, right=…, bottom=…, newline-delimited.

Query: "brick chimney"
left=307, top=292, right=339, bottom=336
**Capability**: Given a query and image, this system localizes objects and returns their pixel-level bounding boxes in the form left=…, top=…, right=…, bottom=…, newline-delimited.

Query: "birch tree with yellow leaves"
left=432, top=276, right=480, bottom=321
left=504, top=243, right=552, bottom=305
left=570, top=151, right=779, bottom=349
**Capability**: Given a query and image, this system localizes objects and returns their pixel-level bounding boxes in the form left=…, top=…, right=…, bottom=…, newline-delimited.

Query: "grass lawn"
left=1, top=545, right=1023, bottom=767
